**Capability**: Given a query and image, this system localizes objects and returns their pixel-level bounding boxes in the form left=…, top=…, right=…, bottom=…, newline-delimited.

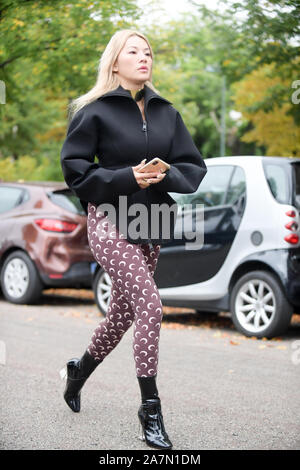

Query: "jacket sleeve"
left=153, top=111, right=207, bottom=194
left=60, top=106, right=140, bottom=205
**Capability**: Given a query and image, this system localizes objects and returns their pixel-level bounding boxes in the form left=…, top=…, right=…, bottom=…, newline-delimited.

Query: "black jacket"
left=60, top=84, right=207, bottom=245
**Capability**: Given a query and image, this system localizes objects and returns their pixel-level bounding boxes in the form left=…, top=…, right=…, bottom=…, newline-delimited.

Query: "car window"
left=170, top=165, right=235, bottom=208
left=263, top=163, right=290, bottom=204
left=292, top=163, right=300, bottom=209
left=225, top=166, right=246, bottom=204
left=0, top=187, right=25, bottom=214
left=48, top=189, right=86, bottom=215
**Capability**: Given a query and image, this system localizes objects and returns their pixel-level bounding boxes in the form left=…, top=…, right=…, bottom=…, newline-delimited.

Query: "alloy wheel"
left=235, top=279, right=276, bottom=334
left=4, top=257, right=30, bottom=299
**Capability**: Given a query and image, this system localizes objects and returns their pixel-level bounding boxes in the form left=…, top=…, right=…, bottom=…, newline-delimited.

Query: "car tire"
left=230, top=270, right=293, bottom=339
left=1, top=250, right=44, bottom=304
left=93, top=267, right=112, bottom=317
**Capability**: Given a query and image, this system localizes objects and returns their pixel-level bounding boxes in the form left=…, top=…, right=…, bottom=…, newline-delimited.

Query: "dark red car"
left=0, top=181, right=94, bottom=304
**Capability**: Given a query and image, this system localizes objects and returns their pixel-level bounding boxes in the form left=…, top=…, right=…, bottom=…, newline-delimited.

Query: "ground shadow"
left=40, top=288, right=95, bottom=306
left=162, top=309, right=235, bottom=331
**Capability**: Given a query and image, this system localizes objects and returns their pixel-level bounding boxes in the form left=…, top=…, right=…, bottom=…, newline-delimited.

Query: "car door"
left=155, top=165, right=247, bottom=288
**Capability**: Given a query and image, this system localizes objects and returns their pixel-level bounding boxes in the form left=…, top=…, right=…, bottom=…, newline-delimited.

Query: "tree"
left=0, top=0, right=141, bottom=179
left=190, top=0, right=300, bottom=123
left=233, top=63, right=300, bottom=155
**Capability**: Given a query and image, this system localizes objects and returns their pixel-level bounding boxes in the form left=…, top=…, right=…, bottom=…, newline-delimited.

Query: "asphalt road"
left=0, top=289, right=299, bottom=451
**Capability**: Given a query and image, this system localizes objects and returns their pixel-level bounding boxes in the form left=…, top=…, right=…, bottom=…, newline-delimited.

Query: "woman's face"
left=113, top=35, right=152, bottom=89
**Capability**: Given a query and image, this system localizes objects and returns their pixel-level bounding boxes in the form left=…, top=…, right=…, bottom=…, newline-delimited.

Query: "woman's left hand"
left=132, top=161, right=166, bottom=188
left=145, top=169, right=166, bottom=185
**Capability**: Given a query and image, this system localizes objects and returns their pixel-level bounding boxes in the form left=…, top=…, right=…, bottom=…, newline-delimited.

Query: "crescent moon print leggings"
left=86, top=202, right=163, bottom=377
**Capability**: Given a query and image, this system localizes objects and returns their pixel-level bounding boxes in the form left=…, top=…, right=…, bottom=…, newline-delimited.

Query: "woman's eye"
left=129, top=51, right=151, bottom=56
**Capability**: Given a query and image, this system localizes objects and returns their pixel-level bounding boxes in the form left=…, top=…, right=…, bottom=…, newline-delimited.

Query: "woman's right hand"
left=132, top=160, right=166, bottom=189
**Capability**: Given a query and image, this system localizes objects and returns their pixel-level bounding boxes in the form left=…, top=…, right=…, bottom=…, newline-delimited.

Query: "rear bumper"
left=40, top=261, right=93, bottom=288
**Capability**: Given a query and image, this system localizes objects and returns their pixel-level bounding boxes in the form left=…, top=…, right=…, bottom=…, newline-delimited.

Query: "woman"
left=60, top=29, right=207, bottom=450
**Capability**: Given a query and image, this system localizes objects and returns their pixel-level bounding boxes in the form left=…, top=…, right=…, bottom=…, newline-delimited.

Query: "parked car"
left=0, top=181, right=94, bottom=304
left=92, top=156, right=300, bottom=339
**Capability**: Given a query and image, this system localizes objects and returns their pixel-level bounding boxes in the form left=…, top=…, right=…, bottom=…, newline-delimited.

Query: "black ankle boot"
left=62, top=350, right=101, bottom=412
left=137, top=376, right=173, bottom=449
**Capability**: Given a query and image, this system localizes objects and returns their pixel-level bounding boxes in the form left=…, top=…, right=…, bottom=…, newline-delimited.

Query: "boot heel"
left=60, top=366, right=67, bottom=381
left=138, top=421, right=145, bottom=441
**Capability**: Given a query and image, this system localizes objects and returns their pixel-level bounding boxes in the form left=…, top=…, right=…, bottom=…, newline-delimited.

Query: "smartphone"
left=139, top=157, right=170, bottom=174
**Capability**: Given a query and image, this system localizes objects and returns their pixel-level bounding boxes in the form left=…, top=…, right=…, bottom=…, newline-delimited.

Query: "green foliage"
left=190, top=0, right=300, bottom=121
left=0, top=0, right=142, bottom=179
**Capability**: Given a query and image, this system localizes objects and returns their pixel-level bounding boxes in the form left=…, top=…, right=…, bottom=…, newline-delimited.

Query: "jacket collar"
left=99, top=84, right=172, bottom=106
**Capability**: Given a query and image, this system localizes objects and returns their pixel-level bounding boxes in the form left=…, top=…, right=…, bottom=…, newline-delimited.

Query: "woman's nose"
left=138, top=52, right=148, bottom=61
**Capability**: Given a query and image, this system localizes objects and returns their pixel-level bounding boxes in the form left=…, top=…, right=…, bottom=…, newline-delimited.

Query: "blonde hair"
left=68, top=29, right=160, bottom=121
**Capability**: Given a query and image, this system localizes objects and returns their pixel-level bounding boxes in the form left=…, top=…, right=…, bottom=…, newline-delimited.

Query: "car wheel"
left=230, top=270, right=293, bottom=339
left=93, top=267, right=112, bottom=316
left=1, top=250, right=43, bottom=304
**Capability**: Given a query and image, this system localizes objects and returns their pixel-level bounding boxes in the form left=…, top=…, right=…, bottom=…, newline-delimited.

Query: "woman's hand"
left=132, top=160, right=166, bottom=189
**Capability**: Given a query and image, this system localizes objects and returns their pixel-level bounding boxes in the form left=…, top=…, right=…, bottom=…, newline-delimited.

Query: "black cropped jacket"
left=60, top=84, right=207, bottom=245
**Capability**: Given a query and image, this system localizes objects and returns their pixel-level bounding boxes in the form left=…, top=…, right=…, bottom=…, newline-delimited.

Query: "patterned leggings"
left=86, top=202, right=163, bottom=377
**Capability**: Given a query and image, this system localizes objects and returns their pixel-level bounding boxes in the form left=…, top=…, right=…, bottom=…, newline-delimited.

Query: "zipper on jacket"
left=142, top=120, right=148, bottom=159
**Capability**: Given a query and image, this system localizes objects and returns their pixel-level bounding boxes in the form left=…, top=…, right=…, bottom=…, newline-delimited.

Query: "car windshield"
left=292, top=163, right=300, bottom=209
left=48, top=189, right=86, bottom=215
